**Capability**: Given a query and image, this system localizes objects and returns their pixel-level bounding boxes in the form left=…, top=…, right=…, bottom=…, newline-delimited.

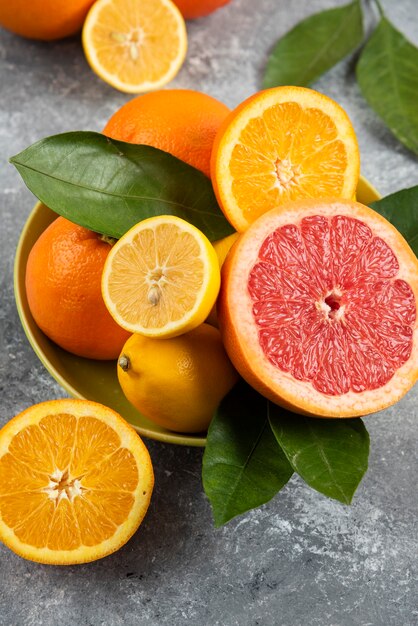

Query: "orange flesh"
left=89, top=0, right=184, bottom=84
left=0, top=414, right=139, bottom=550
left=230, top=103, right=348, bottom=222
left=248, top=214, right=416, bottom=395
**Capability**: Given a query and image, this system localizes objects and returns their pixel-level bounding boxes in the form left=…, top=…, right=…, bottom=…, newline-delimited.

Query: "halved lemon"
left=82, top=0, right=187, bottom=93
left=0, top=399, right=154, bottom=564
left=211, top=86, right=360, bottom=232
left=102, top=215, right=221, bottom=337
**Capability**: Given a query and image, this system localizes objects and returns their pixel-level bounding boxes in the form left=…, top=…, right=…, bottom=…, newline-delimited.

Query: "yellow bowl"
left=14, top=176, right=380, bottom=447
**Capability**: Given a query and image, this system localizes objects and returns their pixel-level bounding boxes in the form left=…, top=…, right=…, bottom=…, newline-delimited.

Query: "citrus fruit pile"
left=0, top=0, right=232, bottom=93
left=4, top=85, right=418, bottom=565
left=22, top=85, right=418, bottom=430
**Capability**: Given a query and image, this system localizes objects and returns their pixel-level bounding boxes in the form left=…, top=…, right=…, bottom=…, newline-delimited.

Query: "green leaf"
left=370, top=186, right=418, bottom=258
left=269, top=406, right=369, bottom=504
left=263, top=0, right=363, bottom=88
left=9, top=131, right=234, bottom=241
left=202, top=381, right=293, bottom=527
left=356, top=17, right=418, bottom=155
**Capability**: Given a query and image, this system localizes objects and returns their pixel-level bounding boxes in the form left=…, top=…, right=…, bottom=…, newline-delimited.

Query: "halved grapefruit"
left=218, top=199, right=418, bottom=418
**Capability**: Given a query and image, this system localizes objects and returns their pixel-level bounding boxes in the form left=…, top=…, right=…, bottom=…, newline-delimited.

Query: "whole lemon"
left=117, top=324, right=239, bottom=433
left=206, top=231, right=239, bottom=328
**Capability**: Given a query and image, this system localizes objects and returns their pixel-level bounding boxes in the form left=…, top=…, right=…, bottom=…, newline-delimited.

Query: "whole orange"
left=172, top=0, right=231, bottom=19
left=103, top=89, right=230, bottom=178
left=0, top=0, right=96, bottom=40
left=25, top=217, right=130, bottom=360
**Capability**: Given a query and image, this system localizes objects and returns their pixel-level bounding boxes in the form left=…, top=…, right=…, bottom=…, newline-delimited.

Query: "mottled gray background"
left=0, top=0, right=417, bottom=624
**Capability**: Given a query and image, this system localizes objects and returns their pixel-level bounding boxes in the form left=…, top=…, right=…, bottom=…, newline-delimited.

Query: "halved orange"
left=211, top=87, right=360, bottom=232
left=0, top=399, right=154, bottom=564
left=102, top=215, right=221, bottom=338
left=82, top=0, right=187, bottom=93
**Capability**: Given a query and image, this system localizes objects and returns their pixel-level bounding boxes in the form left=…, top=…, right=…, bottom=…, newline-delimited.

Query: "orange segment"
left=211, top=87, right=360, bottom=232
left=82, top=0, right=187, bottom=93
left=73, top=497, right=117, bottom=546
left=81, top=448, right=139, bottom=491
left=13, top=500, right=56, bottom=550
left=0, top=492, right=49, bottom=529
left=7, top=424, right=54, bottom=474
left=0, top=399, right=153, bottom=564
left=81, top=491, right=135, bottom=526
left=47, top=499, right=82, bottom=551
left=38, top=413, right=77, bottom=471
left=70, top=416, right=121, bottom=477
left=0, top=453, right=49, bottom=494
left=102, top=215, right=221, bottom=338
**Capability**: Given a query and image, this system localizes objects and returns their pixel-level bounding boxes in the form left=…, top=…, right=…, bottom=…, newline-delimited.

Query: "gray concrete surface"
left=1, top=0, right=417, bottom=624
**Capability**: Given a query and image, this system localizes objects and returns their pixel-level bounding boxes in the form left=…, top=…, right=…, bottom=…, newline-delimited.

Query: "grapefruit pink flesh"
left=219, top=200, right=418, bottom=417
left=249, top=215, right=414, bottom=395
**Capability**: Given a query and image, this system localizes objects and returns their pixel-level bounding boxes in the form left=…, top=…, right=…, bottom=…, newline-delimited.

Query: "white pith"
left=317, top=288, right=345, bottom=322
left=43, top=468, right=84, bottom=503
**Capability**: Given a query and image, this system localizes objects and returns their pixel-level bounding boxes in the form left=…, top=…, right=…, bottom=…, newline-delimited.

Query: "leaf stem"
left=373, top=0, right=385, bottom=18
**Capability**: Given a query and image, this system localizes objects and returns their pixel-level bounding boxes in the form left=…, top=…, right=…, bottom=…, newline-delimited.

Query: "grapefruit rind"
left=0, top=399, right=154, bottom=564
left=218, top=199, right=418, bottom=418
left=211, top=87, right=360, bottom=232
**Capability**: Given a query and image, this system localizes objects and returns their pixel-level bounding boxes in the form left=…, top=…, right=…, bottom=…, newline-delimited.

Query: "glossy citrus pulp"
left=25, top=217, right=130, bottom=360
left=0, top=399, right=154, bottom=564
left=211, top=87, right=360, bottom=232
left=82, top=0, right=187, bottom=93
left=102, top=215, right=220, bottom=338
left=218, top=199, right=418, bottom=418
left=118, top=324, right=238, bottom=432
left=103, top=89, right=230, bottom=177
